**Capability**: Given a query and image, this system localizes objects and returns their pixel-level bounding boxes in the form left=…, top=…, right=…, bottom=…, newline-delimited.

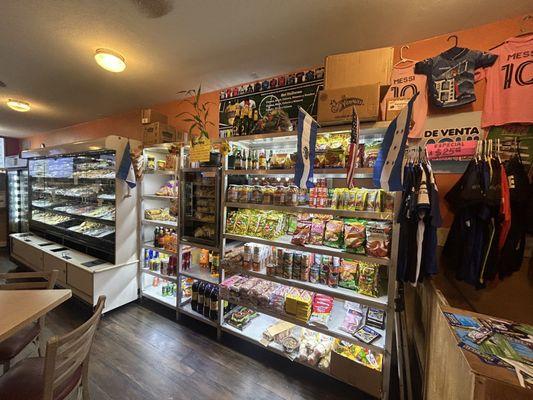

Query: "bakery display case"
left=28, top=151, right=116, bottom=262
left=11, top=136, right=140, bottom=313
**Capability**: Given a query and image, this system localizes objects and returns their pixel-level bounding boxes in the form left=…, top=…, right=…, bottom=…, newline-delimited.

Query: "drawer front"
left=67, top=264, right=93, bottom=297
left=12, top=239, right=44, bottom=271
left=43, top=253, right=67, bottom=284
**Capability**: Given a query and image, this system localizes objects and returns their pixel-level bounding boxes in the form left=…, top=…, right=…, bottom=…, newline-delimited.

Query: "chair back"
left=42, top=296, right=106, bottom=400
left=0, top=270, right=58, bottom=290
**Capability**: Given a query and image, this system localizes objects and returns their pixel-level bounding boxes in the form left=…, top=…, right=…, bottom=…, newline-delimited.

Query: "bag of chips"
left=365, top=221, right=392, bottom=258
left=382, top=191, right=394, bottom=213
left=365, top=190, right=381, bottom=212
left=233, top=211, right=250, bottom=235
left=291, top=221, right=311, bottom=246
left=354, top=189, right=367, bottom=211
left=357, top=263, right=381, bottom=297
left=344, top=219, right=366, bottom=254
left=309, top=218, right=325, bottom=245
left=323, top=219, right=343, bottom=248
left=339, top=259, right=359, bottom=290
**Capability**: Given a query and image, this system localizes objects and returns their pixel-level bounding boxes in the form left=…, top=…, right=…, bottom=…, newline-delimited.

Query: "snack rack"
left=138, top=143, right=182, bottom=309
left=217, top=123, right=400, bottom=400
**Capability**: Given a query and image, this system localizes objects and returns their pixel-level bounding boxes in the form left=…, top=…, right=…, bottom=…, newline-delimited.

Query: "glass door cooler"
left=5, top=156, right=29, bottom=235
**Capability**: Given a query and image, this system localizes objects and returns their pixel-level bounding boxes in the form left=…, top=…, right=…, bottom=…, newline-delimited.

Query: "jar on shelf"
left=251, top=185, right=263, bottom=204
left=227, top=185, right=239, bottom=203
left=273, top=185, right=286, bottom=205
left=286, top=185, right=299, bottom=207
left=262, top=186, right=274, bottom=205
left=238, top=185, right=252, bottom=203
left=298, top=188, right=308, bottom=205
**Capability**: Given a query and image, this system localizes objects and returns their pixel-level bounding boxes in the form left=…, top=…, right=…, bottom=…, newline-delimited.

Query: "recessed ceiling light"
left=7, top=99, right=31, bottom=112
left=94, top=48, right=126, bottom=73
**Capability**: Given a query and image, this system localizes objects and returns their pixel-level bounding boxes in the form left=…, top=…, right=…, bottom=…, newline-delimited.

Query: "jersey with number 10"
left=479, top=35, right=533, bottom=128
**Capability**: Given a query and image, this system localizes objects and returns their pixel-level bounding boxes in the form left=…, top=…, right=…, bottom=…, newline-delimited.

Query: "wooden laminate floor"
left=1, top=250, right=379, bottom=400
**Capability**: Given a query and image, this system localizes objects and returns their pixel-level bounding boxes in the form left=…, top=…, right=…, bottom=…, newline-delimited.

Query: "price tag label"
left=426, top=141, right=477, bottom=160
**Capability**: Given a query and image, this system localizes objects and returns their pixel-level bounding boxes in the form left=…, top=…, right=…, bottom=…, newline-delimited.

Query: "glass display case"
left=181, top=167, right=221, bottom=250
left=28, top=150, right=116, bottom=262
left=7, top=168, right=28, bottom=234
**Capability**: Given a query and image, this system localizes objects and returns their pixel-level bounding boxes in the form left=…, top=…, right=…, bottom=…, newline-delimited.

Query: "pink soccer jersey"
left=479, top=35, right=533, bottom=128
left=380, top=62, right=428, bottom=139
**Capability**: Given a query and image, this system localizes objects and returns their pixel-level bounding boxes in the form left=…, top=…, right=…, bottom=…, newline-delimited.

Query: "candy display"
left=226, top=209, right=287, bottom=239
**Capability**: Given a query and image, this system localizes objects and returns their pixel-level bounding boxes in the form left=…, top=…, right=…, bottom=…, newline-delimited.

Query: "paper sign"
left=189, top=133, right=211, bottom=162
left=421, top=111, right=483, bottom=145
left=426, top=140, right=477, bottom=160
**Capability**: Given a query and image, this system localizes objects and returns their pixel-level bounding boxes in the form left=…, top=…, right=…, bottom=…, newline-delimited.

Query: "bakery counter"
left=9, top=233, right=138, bottom=313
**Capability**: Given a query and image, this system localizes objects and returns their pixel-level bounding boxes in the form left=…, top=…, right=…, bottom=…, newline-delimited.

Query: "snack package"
left=291, top=221, right=311, bottom=246
left=365, top=221, right=392, bottom=258
left=382, top=191, right=395, bottom=213
left=309, top=294, right=334, bottom=327
left=286, top=214, right=299, bottom=235
left=309, top=218, right=325, bottom=245
left=365, top=190, right=381, bottom=212
left=339, top=308, right=365, bottom=335
left=357, top=263, right=381, bottom=297
left=344, top=219, right=366, bottom=254
left=339, top=260, right=359, bottom=291
left=225, top=211, right=237, bottom=233
left=364, top=141, right=381, bottom=168
left=233, top=211, right=250, bottom=235
left=324, top=219, right=343, bottom=248
left=354, top=189, right=367, bottom=211
left=246, top=212, right=264, bottom=236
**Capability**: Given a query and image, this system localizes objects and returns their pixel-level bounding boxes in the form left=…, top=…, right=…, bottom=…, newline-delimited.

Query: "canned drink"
left=319, top=264, right=329, bottom=285
left=300, top=265, right=310, bottom=281
left=277, top=248, right=284, bottom=261
left=292, top=265, right=301, bottom=280
left=242, top=260, right=251, bottom=271
left=301, top=254, right=310, bottom=268
left=293, top=252, right=302, bottom=266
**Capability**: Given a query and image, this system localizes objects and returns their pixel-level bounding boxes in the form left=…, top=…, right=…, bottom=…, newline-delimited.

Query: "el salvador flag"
left=294, top=107, right=319, bottom=189
left=373, top=94, right=417, bottom=191
left=117, top=141, right=136, bottom=189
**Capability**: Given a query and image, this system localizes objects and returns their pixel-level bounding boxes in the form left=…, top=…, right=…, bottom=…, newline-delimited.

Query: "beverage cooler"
left=5, top=156, right=29, bottom=235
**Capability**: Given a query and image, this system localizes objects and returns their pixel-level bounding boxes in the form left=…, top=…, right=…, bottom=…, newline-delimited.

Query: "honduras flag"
left=294, top=107, right=319, bottom=189
left=373, top=94, right=417, bottom=191
left=117, top=141, right=136, bottom=189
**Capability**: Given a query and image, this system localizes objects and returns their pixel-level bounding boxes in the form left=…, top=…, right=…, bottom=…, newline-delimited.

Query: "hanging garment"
left=498, top=166, right=512, bottom=250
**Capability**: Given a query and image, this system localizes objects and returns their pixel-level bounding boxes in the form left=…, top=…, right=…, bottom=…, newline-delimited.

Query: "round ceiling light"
left=7, top=99, right=31, bottom=112
left=94, top=48, right=126, bottom=73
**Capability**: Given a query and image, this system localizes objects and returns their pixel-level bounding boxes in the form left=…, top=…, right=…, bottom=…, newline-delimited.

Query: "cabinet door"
left=43, top=253, right=67, bottom=284
left=12, top=239, right=44, bottom=271
left=66, top=264, right=93, bottom=297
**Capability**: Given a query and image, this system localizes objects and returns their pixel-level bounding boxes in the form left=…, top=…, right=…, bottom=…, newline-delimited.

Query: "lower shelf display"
left=142, top=275, right=177, bottom=308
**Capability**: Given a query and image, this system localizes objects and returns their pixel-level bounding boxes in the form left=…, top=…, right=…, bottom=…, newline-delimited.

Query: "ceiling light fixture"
left=7, top=99, right=31, bottom=112
left=94, top=48, right=126, bottom=73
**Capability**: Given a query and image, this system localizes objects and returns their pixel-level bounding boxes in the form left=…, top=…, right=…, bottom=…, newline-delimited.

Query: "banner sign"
left=421, top=111, right=484, bottom=145
left=426, top=140, right=477, bottom=160
left=219, top=68, right=324, bottom=134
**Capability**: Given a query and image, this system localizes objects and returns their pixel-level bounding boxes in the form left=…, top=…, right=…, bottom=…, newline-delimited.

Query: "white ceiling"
left=0, top=0, right=531, bottom=138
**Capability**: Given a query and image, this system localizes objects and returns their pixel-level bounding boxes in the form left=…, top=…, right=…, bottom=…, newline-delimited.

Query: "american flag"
left=346, top=107, right=360, bottom=188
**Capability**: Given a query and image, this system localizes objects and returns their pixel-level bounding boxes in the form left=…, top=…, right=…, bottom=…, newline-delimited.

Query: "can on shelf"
left=309, top=265, right=320, bottom=283
left=328, top=272, right=339, bottom=288
left=266, top=264, right=275, bottom=276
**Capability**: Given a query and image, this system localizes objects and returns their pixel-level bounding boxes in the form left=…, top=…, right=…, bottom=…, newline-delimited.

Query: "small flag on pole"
left=117, top=141, right=137, bottom=189
left=346, top=107, right=360, bottom=188
left=373, top=93, right=417, bottom=191
left=294, top=107, right=319, bottom=189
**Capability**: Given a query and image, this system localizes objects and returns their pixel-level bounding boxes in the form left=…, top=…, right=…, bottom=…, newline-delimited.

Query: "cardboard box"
left=141, top=109, right=168, bottom=125
left=330, top=347, right=381, bottom=398
left=317, top=84, right=381, bottom=124
left=325, top=47, right=393, bottom=90
left=143, top=122, right=176, bottom=145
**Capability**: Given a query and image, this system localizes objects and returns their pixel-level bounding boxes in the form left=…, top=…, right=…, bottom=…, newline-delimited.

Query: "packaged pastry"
left=291, top=221, right=311, bottom=246
left=344, top=219, right=366, bottom=254
left=309, top=294, right=334, bottom=327
left=365, top=221, right=392, bottom=258
left=365, top=190, right=381, bottom=212
left=382, top=191, right=394, bottom=213
left=233, top=212, right=250, bottom=235
left=309, top=218, right=325, bottom=245
left=323, top=219, right=343, bottom=248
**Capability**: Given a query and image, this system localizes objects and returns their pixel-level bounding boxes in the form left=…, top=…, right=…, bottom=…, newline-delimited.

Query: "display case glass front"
left=28, top=150, right=116, bottom=262
left=7, top=169, right=29, bottom=233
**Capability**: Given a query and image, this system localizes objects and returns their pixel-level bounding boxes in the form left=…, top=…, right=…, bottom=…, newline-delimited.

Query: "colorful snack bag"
left=365, top=221, right=392, bottom=258
left=323, top=219, right=343, bottom=248
left=382, top=191, right=395, bottom=213
left=339, top=259, right=359, bottom=290
left=309, top=218, right=325, bottom=245
left=365, top=190, right=380, bottom=212
left=291, top=221, right=311, bottom=245
left=233, top=211, right=250, bottom=235
left=357, top=263, right=381, bottom=297
left=344, top=219, right=366, bottom=254
left=354, top=189, right=367, bottom=211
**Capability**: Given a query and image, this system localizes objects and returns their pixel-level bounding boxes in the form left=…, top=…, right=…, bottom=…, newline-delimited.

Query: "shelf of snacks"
left=142, top=194, right=176, bottom=200
left=180, top=263, right=219, bottom=285
left=143, top=169, right=176, bottom=176
left=220, top=274, right=386, bottom=353
left=142, top=242, right=178, bottom=256
left=31, top=205, right=115, bottom=226
left=221, top=307, right=336, bottom=375
left=224, top=234, right=390, bottom=266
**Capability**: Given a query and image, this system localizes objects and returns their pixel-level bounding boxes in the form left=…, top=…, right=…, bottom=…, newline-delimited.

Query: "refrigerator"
left=5, top=156, right=29, bottom=235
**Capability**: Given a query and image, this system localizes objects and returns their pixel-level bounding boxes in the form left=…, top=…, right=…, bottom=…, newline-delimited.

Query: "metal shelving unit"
left=217, top=123, right=399, bottom=400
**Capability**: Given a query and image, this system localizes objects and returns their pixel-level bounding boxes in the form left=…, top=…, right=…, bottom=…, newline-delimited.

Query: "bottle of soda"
left=203, top=284, right=213, bottom=318
left=196, top=281, right=206, bottom=313
left=209, top=287, right=219, bottom=320
left=191, top=281, right=199, bottom=311
left=153, top=227, right=159, bottom=247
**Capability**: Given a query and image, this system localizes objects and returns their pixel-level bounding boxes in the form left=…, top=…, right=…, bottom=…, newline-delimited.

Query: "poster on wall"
left=219, top=67, right=324, bottom=137
left=189, top=132, right=211, bottom=163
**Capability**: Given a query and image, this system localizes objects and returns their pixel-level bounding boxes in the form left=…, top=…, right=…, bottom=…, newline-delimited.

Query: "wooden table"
left=0, top=289, right=72, bottom=342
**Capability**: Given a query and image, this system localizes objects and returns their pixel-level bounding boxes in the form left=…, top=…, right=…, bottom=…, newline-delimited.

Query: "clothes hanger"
left=490, top=15, right=532, bottom=50
left=394, top=45, right=416, bottom=67
left=447, top=35, right=459, bottom=48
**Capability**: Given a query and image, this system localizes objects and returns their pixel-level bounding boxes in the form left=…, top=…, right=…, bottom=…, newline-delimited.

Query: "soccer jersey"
left=477, top=34, right=533, bottom=128
left=380, top=62, right=428, bottom=139
left=415, top=47, right=497, bottom=108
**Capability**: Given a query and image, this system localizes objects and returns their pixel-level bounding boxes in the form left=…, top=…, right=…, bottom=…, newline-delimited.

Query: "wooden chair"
left=0, top=295, right=106, bottom=400
left=0, top=270, right=59, bottom=373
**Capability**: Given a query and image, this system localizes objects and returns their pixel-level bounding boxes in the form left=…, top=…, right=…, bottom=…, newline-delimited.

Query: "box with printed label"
left=143, top=123, right=176, bottom=145
left=141, top=109, right=168, bottom=125
left=317, top=84, right=381, bottom=124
